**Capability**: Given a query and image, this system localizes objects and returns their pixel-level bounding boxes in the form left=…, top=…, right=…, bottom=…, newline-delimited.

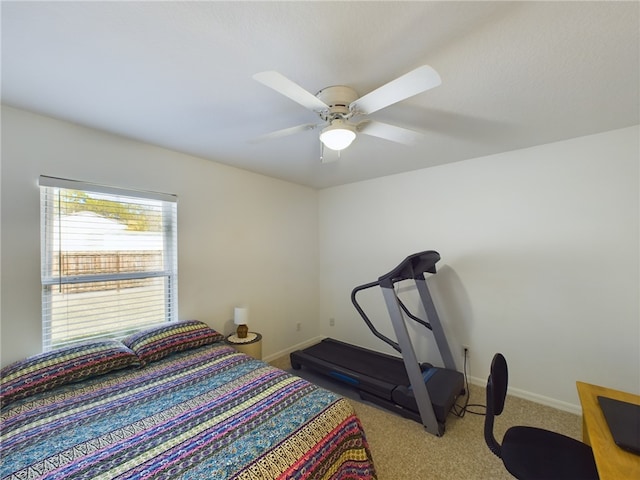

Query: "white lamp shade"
left=234, top=307, right=249, bottom=325
left=320, top=120, right=356, bottom=151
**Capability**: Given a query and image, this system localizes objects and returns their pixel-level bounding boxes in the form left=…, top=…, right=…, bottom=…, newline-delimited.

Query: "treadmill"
left=290, top=250, right=464, bottom=436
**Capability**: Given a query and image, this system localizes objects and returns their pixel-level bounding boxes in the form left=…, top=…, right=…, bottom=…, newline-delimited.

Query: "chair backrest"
left=484, top=353, right=509, bottom=457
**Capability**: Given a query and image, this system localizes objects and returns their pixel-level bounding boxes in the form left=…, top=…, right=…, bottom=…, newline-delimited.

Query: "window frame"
left=39, top=176, right=178, bottom=351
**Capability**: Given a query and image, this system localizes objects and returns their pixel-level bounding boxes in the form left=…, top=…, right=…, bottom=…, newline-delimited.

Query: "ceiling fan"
left=252, top=65, right=441, bottom=155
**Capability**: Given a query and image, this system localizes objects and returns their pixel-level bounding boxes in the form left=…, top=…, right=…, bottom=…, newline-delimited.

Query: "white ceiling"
left=2, top=1, right=638, bottom=189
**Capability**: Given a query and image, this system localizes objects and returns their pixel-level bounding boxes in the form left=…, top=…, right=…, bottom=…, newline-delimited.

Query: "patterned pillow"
left=0, top=340, right=139, bottom=408
left=122, top=320, right=224, bottom=366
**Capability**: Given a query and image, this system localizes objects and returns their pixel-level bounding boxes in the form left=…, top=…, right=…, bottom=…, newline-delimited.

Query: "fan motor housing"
left=316, top=86, right=358, bottom=118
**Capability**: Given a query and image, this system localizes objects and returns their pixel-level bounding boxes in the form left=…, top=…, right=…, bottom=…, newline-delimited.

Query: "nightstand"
left=226, top=332, right=262, bottom=360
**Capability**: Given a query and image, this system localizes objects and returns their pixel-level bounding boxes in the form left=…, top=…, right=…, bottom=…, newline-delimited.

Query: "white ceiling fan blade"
left=351, top=65, right=441, bottom=115
left=253, top=71, right=329, bottom=112
left=250, top=123, right=320, bottom=143
left=358, top=120, right=424, bottom=145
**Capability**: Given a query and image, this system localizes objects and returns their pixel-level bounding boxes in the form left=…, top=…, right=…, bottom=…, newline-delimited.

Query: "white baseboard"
left=466, top=375, right=582, bottom=415
left=263, top=336, right=325, bottom=364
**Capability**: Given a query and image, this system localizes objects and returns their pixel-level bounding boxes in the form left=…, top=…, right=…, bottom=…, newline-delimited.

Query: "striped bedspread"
left=0, top=344, right=376, bottom=479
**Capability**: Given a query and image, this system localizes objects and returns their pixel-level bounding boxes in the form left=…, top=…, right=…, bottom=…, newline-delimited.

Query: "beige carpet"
left=350, top=383, right=582, bottom=479
left=269, top=357, right=583, bottom=479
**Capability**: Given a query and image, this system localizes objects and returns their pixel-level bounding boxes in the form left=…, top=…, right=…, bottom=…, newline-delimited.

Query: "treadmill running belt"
left=301, top=339, right=411, bottom=386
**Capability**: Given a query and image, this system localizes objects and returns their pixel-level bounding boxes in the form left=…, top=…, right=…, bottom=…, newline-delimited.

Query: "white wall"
left=0, top=105, right=319, bottom=366
left=318, top=126, right=639, bottom=412
left=2, top=105, right=638, bottom=413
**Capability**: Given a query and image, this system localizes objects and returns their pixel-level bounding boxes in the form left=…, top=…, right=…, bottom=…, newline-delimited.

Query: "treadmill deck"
left=290, top=338, right=465, bottom=428
left=297, top=338, right=412, bottom=385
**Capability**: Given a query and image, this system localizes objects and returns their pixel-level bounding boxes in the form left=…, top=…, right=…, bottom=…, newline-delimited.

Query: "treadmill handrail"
left=398, top=297, right=432, bottom=331
left=351, top=280, right=401, bottom=353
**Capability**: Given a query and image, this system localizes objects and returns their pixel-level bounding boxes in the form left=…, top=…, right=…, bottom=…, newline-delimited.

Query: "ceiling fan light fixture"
left=320, top=120, right=356, bottom=151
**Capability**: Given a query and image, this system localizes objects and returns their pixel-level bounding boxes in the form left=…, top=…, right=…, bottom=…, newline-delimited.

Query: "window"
left=40, top=176, right=177, bottom=350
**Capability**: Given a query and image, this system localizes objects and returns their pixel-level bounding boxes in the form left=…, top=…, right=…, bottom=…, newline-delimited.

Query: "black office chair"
left=484, top=353, right=599, bottom=479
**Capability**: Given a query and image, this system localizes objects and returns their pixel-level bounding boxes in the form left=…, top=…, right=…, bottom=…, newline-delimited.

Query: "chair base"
left=501, top=426, right=599, bottom=480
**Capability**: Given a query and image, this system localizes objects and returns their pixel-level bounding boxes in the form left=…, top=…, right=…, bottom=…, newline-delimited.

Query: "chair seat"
left=501, top=426, right=599, bottom=480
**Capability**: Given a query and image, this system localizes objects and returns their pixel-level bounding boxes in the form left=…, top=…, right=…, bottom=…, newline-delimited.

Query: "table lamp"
left=234, top=307, right=249, bottom=338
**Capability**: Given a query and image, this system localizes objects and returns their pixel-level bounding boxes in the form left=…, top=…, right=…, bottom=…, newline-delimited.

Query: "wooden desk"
left=576, top=381, right=640, bottom=480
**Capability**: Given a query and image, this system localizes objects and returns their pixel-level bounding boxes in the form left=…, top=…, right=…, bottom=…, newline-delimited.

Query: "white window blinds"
left=39, top=176, right=178, bottom=350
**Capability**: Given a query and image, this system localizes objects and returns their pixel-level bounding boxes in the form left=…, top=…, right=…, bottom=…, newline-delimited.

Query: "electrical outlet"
left=296, top=322, right=301, bottom=332
left=329, top=318, right=335, bottom=327
left=462, top=344, right=470, bottom=358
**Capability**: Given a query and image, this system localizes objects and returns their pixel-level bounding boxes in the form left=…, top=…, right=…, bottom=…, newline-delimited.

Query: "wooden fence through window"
left=52, top=251, right=163, bottom=293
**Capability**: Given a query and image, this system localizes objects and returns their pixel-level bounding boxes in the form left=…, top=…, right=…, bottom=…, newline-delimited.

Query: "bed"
left=0, top=320, right=376, bottom=479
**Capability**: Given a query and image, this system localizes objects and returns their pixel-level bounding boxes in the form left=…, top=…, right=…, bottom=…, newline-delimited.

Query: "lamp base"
left=236, top=324, right=248, bottom=338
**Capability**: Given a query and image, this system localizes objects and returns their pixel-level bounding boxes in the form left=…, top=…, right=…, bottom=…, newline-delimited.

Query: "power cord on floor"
left=451, top=347, right=486, bottom=417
